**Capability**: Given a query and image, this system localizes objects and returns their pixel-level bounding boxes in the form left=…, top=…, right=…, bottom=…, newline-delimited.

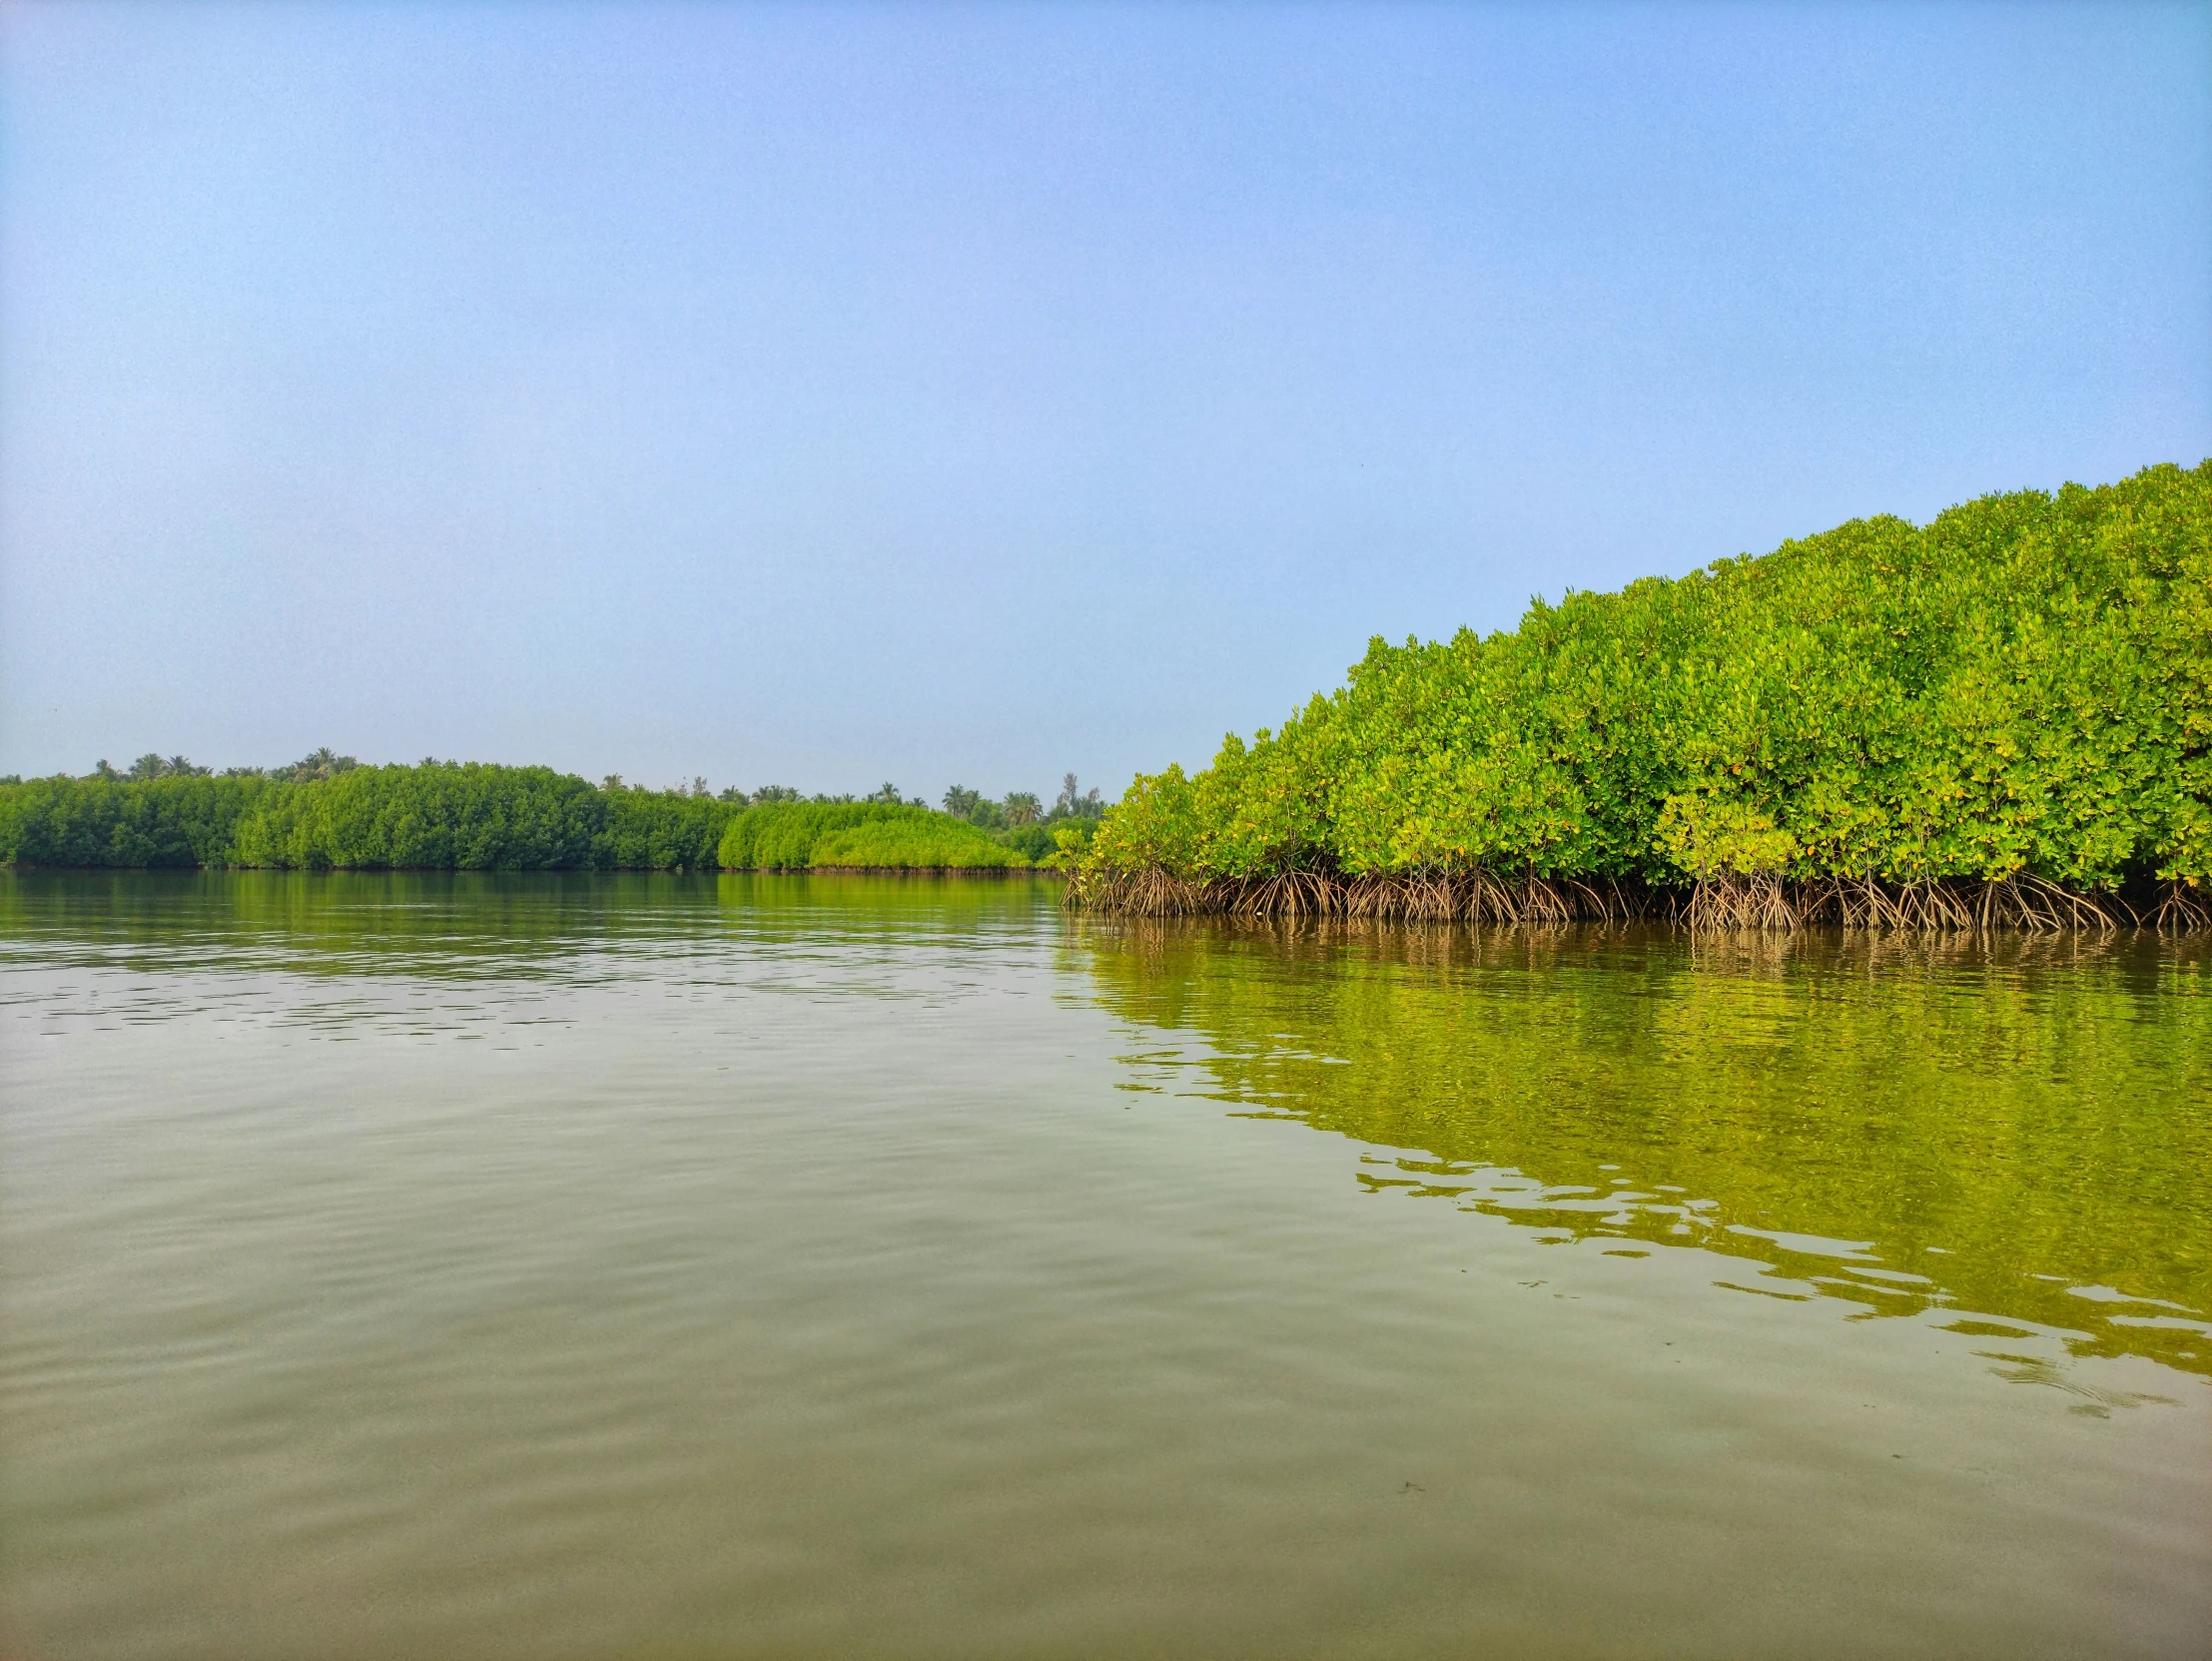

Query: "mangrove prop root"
left=1068, top=865, right=2192, bottom=933
left=2153, top=881, right=2212, bottom=933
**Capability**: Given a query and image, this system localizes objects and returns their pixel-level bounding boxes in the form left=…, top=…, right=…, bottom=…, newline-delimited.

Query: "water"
left=3, top=871, right=2207, bottom=1660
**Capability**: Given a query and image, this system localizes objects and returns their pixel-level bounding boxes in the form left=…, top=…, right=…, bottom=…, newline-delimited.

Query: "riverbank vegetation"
left=0, top=760, right=1089, bottom=872
left=717, top=801, right=1024, bottom=870
left=802, top=810, right=1030, bottom=870
left=1072, top=461, right=2211, bottom=930
left=941, top=773, right=1106, bottom=864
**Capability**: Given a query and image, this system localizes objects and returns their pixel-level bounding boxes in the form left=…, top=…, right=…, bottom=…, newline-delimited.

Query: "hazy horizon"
left=5, top=1, right=2207, bottom=799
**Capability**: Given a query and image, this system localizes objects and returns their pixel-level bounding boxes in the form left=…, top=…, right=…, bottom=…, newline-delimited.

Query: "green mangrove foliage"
left=236, top=764, right=633, bottom=869
left=717, top=802, right=1026, bottom=870
left=0, top=766, right=1043, bottom=872
left=806, top=812, right=1029, bottom=870
left=1075, top=461, right=2212, bottom=929
left=0, top=774, right=271, bottom=868
left=942, top=773, right=1106, bottom=864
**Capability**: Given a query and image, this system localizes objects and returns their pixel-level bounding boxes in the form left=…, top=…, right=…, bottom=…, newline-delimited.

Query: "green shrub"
left=810, top=815, right=1030, bottom=869
left=1, top=770, right=1063, bottom=874
left=716, top=801, right=1029, bottom=869
left=717, top=801, right=912, bottom=869
left=0, top=775, right=267, bottom=867
left=5, top=767, right=739, bottom=872
left=1000, top=822, right=1059, bottom=862
left=1084, top=461, right=2212, bottom=899
left=230, top=763, right=607, bottom=870
left=595, top=786, right=739, bottom=869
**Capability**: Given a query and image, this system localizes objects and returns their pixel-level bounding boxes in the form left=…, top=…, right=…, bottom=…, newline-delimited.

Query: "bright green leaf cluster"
left=0, top=774, right=270, bottom=867
left=1085, top=462, right=2212, bottom=896
left=804, top=811, right=1030, bottom=869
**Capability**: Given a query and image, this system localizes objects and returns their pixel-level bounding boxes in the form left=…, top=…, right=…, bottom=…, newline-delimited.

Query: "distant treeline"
left=1073, top=461, right=2211, bottom=930
left=0, top=759, right=1109, bottom=872
left=941, top=773, right=1104, bottom=863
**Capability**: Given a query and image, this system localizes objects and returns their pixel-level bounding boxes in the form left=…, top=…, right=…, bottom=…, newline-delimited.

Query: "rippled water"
left=3, top=871, right=2207, bottom=1659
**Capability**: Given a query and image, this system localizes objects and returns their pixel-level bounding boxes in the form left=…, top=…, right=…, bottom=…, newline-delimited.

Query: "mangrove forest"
left=1069, top=461, right=2211, bottom=930
left=0, top=762, right=1103, bottom=873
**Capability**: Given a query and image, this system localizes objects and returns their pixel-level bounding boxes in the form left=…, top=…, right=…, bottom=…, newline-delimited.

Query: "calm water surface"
left=3, top=872, right=2207, bottom=1659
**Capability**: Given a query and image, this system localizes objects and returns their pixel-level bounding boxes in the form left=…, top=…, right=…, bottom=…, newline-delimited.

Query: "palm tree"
left=280, top=747, right=360, bottom=782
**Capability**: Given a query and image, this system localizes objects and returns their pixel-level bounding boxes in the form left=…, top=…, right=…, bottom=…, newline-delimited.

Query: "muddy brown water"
left=3, top=872, right=2206, bottom=1659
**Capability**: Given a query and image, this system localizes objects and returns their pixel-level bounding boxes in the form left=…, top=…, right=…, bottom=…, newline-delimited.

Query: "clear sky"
left=3, top=1, right=2207, bottom=799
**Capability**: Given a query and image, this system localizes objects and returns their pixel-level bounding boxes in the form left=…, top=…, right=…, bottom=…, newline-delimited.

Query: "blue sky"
left=3, top=1, right=2206, bottom=798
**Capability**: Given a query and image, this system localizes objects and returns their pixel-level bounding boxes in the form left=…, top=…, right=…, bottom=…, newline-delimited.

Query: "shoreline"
left=0, top=862, right=1063, bottom=877
left=1065, top=867, right=2211, bottom=935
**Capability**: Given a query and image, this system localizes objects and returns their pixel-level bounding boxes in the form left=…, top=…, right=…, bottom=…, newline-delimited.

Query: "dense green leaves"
left=595, top=783, right=738, bottom=870
left=0, top=768, right=1034, bottom=872
left=806, top=810, right=1030, bottom=869
left=718, top=802, right=1028, bottom=870
left=0, top=776, right=267, bottom=867
left=1086, top=462, right=2212, bottom=898
left=232, top=764, right=613, bottom=869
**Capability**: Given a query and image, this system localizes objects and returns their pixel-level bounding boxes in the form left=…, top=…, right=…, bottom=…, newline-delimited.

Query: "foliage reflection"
left=1073, top=917, right=2212, bottom=1376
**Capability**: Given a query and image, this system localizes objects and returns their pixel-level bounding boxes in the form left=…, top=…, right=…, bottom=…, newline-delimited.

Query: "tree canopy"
left=1075, top=461, right=2211, bottom=926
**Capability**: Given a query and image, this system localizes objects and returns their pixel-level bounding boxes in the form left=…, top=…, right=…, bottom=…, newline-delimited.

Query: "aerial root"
left=1713, top=873, right=2139, bottom=934
left=1073, top=866, right=1654, bottom=924
left=1062, top=863, right=1207, bottom=916
left=1686, top=873, right=1799, bottom=932
left=1070, top=864, right=2180, bottom=932
left=2152, top=880, right=2212, bottom=933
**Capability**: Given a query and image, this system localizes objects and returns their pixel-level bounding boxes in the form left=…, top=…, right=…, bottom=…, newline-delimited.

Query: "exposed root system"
left=1685, top=873, right=1799, bottom=932
left=1066, top=864, right=2203, bottom=934
left=2152, top=881, right=2212, bottom=933
left=1065, top=866, right=1649, bottom=926
left=1785, top=873, right=2134, bottom=933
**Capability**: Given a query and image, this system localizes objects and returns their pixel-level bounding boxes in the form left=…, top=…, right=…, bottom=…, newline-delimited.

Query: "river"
left=3, top=871, right=2206, bottom=1659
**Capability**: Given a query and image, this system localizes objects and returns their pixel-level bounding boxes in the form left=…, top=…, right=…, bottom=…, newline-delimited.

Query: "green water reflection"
left=0, top=867, right=1056, bottom=975
left=6, top=869, right=2205, bottom=1380
left=5, top=872, right=2208, bottom=1658
left=1073, top=918, right=2212, bottom=1377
